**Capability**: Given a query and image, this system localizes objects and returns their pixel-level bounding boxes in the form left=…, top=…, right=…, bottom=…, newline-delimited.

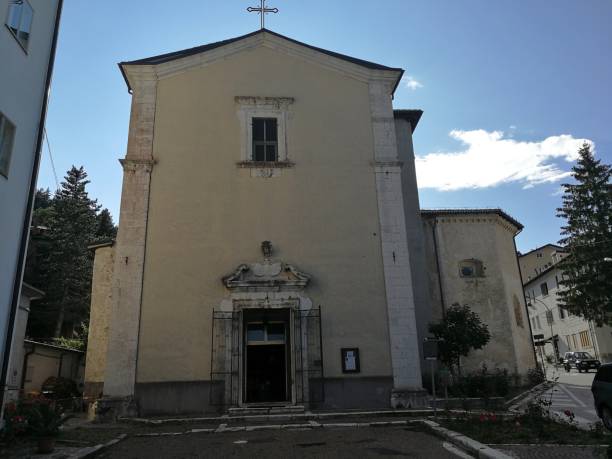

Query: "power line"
left=43, top=128, right=60, bottom=190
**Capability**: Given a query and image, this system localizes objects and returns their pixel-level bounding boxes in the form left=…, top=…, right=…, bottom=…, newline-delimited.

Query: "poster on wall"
left=341, top=348, right=360, bottom=373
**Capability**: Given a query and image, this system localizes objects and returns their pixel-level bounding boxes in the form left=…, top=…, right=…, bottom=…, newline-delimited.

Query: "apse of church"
left=84, top=29, right=534, bottom=417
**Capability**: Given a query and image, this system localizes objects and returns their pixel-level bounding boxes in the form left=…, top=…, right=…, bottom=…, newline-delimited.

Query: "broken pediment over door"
left=222, top=260, right=310, bottom=293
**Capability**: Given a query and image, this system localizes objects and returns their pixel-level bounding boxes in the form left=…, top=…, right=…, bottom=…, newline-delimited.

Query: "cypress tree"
left=557, top=143, right=612, bottom=325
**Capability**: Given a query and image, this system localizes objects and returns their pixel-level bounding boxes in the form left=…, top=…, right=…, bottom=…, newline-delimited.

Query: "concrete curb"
left=506, top=381, right=553, bottom=412
left=422, top=420, right=513, bottom=459
left=66, top=433, right=127, bottom=459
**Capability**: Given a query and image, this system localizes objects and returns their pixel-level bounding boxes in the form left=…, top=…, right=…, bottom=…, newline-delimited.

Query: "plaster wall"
left=0, top=0, right=59, bottom=381
left=84, top=246, right=114, bottom=396
left=4, top=293, right=32, bottom=402
left=395, top=118, right=430, bottom=364
left=22, top=347, right=83, bottom=394
left=137, top=45, right=392, bottom=384
left=422, top=214, right=535, bottom=375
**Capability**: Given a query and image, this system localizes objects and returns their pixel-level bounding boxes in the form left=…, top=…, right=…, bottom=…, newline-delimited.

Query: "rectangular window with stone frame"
left=546, top=310, right=554, bottom=325
left=0, top=111, right=16, bottom=177
left=6, top=0, right=34, bottom=51
left=252, top=117, right=278, bottom=162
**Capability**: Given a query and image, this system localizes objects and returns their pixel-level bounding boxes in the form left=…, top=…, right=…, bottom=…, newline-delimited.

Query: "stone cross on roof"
left=247, top=0, right=279, bottom=29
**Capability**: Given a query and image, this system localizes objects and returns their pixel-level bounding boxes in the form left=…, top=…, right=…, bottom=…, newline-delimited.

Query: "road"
left=98, top=426, right=466, bottom=459
left=544, top=366, right=599, bottom=427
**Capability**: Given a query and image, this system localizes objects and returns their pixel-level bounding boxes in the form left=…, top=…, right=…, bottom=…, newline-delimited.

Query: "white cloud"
left=415, top=130, right=593, bottom=191
left=404, top=75, right=423, bottom=90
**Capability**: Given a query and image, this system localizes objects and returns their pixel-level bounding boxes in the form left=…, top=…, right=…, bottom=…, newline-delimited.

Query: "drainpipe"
left=512, top=232, right=539, bottom=367
left=431, top=217, right=446, bottom=317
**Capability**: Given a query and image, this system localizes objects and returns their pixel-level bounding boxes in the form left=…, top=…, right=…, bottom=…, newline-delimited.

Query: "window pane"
left=265, top=144, right=277, bottom=162
left=267, top=323, right=285, bottom=341
left=254, top=144, right=265, bottom=161
left=252, top=118, right=265, bottom=141
left=265, top=118, right=277, bottom=141
left=17, top=2, right=33, bottom=48
left=0, top=115, right=16, bottom=177
left=6, top=3, right=21, bottom=33
left=247, top=324, right=265, bottom=342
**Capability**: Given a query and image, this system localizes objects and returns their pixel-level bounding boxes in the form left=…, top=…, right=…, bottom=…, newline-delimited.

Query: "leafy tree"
left=428, top=303, right=491, bottom=376
left=25, top=167, right=117, bottom=339
left=557, top=143, right=612, bottom=325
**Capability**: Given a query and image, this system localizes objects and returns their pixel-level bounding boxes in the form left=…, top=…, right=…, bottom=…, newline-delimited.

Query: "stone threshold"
left=119, top=408, right=440, bottom=425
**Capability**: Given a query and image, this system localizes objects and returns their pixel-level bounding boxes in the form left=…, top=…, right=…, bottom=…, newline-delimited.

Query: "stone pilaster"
left=369, top=80, right=426, bottom=408
left=102, top=74, right=157, bottom=412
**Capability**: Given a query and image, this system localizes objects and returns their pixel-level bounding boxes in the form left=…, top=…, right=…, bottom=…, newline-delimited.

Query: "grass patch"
left=440, top=415, right=609, bottom=445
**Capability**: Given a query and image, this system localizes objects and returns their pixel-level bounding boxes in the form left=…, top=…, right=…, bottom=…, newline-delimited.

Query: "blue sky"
left=40, top=0, right=612, bottom=253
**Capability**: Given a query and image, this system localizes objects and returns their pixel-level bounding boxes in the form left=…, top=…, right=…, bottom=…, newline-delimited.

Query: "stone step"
left=228, top=405, right=305, bottom=416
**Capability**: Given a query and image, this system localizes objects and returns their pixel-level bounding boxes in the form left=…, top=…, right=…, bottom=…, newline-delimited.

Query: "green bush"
left=527, top=367, right=545, bottom=386
left=448, top=365, right=511, bottom=398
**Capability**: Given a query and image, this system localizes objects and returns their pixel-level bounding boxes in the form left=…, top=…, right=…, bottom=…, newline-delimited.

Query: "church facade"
left=85, top=30, right=535, bottom=416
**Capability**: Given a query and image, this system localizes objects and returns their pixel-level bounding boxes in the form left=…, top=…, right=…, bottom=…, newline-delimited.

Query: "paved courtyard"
left=97, top=426, right=464, bottom=459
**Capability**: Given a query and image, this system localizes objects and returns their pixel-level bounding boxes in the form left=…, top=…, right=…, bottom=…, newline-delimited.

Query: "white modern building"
left=521, top=245, right=612, bottom=364
left=0, top=0, right=63, bottom=406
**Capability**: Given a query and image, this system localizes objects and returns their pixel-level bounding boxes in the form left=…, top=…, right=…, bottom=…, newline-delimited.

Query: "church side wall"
left=135, top=46, right=392, bottom=413
left=421, top=215, right=528, bottom=375
left=84, top=246, right=114, bottom=399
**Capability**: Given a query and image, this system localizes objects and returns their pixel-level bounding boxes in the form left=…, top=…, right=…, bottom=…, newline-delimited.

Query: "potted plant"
left=26, top=401, right=73, bottom=453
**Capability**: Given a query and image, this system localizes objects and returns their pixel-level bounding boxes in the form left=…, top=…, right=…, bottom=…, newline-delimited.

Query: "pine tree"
left=557, top=143, right=612, bottom=325
left=26, top=167, right=105, bottom=338
left=95, top=208, right=117, bottom=240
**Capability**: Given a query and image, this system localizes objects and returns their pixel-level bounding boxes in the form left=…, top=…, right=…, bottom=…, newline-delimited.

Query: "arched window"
left=459, top=259, right=484, bottom=278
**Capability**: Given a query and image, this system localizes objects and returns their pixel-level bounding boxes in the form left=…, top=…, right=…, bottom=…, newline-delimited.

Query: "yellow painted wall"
left=136, top=45, right=391, bottom=382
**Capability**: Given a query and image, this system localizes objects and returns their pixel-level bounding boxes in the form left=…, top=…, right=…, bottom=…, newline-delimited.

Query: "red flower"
left=479, top=414, right=486, bottom=422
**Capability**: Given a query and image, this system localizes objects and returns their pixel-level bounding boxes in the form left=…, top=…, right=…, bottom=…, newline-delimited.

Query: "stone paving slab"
left=497, top=444, right=607, bottom=458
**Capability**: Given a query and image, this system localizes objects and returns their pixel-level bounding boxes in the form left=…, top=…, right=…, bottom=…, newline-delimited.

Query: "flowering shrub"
left=2, top=402, right=29, bottom=441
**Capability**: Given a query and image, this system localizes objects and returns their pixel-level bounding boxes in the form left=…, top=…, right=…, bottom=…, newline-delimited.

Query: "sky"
left=39, top=0, right=612, bottom=253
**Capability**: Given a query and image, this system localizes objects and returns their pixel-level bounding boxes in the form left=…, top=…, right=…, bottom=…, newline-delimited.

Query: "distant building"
left=521, top=246, right=612, bottom=364
left=4, top=282, right=43, bottom=402
left=0, top=0, right=63, bottom=408
left=518, top=243, right=565, bottom=283
left=4, top=282, right=84, bottom=403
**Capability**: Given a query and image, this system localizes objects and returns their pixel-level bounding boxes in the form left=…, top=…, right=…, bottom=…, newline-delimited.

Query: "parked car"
left=563, top=351, right=601, bottom=373
left=592, top=364, right=612, bottom=429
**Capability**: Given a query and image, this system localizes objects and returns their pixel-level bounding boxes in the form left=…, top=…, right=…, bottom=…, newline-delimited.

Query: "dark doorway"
left=243, top=309, right=290, bottom=404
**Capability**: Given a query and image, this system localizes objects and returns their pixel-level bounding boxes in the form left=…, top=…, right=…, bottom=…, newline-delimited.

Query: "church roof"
left=394, top=109, right=423, bottom=133
left=421, top=208, right=523, bottom=231
left=119, top=29, right=404, bottom=92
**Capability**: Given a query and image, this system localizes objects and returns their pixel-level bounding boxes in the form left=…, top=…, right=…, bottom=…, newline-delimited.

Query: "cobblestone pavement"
left=97, top=425, right=463, bottom=458
left=497, top=444, right=607, bottom=458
